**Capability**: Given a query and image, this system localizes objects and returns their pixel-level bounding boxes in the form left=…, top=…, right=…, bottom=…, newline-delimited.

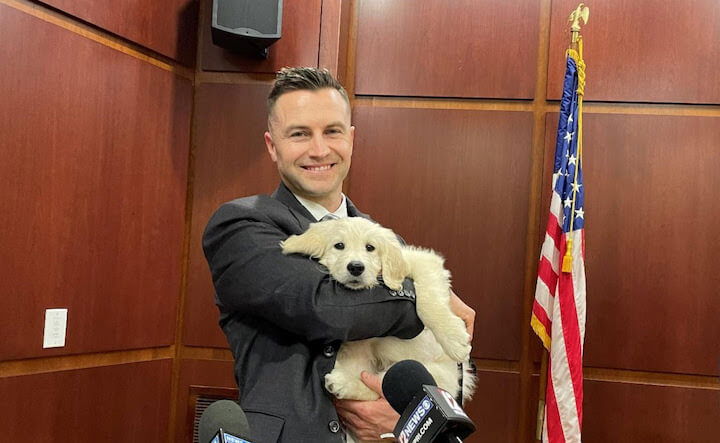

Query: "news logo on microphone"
left=397, top=395, right=436, bottom=443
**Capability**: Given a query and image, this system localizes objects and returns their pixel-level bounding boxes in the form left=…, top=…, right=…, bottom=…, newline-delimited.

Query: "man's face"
left=265, top=88, right=354, bottom=209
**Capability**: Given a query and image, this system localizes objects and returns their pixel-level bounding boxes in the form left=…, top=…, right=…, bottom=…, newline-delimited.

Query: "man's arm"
left=203, top=199, right=424, bottom=344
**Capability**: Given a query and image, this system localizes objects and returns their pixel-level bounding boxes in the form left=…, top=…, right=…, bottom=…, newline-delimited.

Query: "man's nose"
left=308, top=135, right=331, bottom=157
left=347, top=261, right=365, bottom=276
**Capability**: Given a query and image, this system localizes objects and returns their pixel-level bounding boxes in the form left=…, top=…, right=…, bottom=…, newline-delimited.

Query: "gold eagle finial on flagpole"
left=568, top=3, right=590, bottom=45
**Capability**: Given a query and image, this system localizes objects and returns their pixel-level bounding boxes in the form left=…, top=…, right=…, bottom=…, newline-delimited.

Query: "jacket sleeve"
left=202, top=199, right=424, bottom=344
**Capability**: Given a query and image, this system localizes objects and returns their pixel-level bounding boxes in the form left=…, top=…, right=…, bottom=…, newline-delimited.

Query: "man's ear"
left=264, top=131, right=277, bottom=162
left=348, top=125, right=355, bottom=154
left=378, top=229, right=409, bottom=290
left=281, top=222, right=330, bottom=259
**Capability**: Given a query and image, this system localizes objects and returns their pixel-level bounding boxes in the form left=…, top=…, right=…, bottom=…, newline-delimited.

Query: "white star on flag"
left=572, top=182, right=582, bottom=192
left=568, top=154, right=577, bottom=165
left=564, top=131, right=574, bottom=142
left=575, top=208, right=584, bottom=219
left=563, top=198, right=573, bottom=207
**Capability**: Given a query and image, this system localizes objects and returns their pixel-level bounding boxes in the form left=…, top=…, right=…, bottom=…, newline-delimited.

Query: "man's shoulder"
left=211, top=193, right=289, bottom=223
left=223, top=193, right=277, bottom=210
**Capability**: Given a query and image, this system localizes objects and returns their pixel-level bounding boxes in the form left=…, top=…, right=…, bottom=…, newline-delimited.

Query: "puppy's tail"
left=460, top=358, right=478, bottom=404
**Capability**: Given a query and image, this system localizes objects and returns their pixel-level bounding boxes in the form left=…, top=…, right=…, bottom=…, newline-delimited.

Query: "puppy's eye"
left=334, top=242, right=345, bottom=250
left=366, top=244, right=375, bottom=252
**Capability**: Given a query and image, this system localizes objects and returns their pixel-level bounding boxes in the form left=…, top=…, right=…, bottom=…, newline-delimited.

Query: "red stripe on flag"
left=538, top=256, right=558, bottom=296
left=545, top=366, right=566, bottom=443
left=546, top=211, right=562, bottom=251
left=532, top=302, right=552, bottom=332
left=558, top=248, right=584, bottom=426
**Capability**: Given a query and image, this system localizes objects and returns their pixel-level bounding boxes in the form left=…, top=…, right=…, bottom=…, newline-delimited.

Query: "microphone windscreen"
left=382, top=360, right=437, bottom=414
left=198, top=399, right=250, bottom=443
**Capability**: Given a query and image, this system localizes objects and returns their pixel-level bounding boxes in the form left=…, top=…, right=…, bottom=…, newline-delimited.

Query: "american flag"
left=531, top=46, right=587, bottom=443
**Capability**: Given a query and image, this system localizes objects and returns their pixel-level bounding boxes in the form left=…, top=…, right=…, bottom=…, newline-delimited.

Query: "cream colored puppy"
left=281, top=217, right=475, bottom=403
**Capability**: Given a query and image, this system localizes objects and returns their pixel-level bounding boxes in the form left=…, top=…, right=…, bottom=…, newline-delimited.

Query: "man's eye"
left=290, top=132, right=306, bottom=137
left=366, top=244, right=375, bottom=252
left=334, top=243, right=345, bottom=250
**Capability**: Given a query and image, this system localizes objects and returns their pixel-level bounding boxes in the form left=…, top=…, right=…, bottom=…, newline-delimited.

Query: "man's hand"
left=334, top=372, right=399, bottom=442
left=450, top=290, right=475, bottom=340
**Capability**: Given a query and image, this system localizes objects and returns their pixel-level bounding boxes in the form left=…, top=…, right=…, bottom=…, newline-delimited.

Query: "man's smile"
left=301, top=163, right=336, bottom=172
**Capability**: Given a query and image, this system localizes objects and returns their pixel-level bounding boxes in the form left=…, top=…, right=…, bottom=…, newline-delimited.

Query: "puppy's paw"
left=434, top=320, right=471, bottom=361
left=325, top=371, right=380, bottom=401
left=441, top=338, right=471, bottom=362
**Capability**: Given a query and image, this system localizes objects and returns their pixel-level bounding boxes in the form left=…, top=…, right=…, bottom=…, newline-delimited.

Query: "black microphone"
left=198, top=399, right=253, bottom=443
left=382, top=360, right=476, bottom=443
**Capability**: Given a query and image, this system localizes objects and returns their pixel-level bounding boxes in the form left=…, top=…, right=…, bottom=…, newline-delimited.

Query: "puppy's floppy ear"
left=377, top=228, right=409, bottom=291
left=281, top=222, right=331, bottom=258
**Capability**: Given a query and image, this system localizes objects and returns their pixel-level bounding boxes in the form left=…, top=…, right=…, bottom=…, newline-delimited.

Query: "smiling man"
left=264, top=82, right=353, bottom=212
left=203, top=67, right=474, bottom=443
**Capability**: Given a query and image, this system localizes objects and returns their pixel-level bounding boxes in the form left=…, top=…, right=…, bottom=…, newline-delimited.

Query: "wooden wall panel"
left=175, top=358, right=237, bottom=442
left=200, top=0, right=321, bottom=73
left=0, top=359, right=172, bottom=442
left=543, top=113, right=720, bottom=376
left=355, top=0, right=539, bottom=99
left=0, top=4, right=191, bottom=360
left=462, top=371, right=528, bottom=443
left=184, top=82, right=279, bottom=348
left=547, top=0, right=720, bottom=104
left=349, top=106, right=533, bottom=360
left=583, top=380, right=720, bottom=442
left=41, top=0, right=198, bottom=65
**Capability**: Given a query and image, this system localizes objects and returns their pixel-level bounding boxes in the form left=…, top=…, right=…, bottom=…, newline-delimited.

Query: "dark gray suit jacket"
left=203, top=183, right=423, bottom=442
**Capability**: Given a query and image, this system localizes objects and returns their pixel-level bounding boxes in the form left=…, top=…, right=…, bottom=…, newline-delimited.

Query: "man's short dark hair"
left=267, top=67, right=350, bottom=118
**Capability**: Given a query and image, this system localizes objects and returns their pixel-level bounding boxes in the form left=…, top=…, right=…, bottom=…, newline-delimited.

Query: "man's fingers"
left=360, top=371, right=383, bottom=395
left=336, top=406, right=363, bottom=427
left=334, top=398, right=362, bottom=414
left=466, top=315, right=474, bottom=340
left=449, top=289, right=476, bottom=340
left=334, top=397, right=400, bottom=438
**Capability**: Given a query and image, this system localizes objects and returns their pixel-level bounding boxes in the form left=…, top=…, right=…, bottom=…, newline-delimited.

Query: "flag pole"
left=561, top=4, right=589, bottom=273
left=535, top=4, right=589, bottom=440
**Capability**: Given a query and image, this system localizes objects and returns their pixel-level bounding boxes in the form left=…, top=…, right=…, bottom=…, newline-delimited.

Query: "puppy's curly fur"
left=282, top=217, right=476, bottom=405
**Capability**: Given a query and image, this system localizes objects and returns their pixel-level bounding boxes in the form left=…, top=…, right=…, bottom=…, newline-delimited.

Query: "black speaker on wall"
left=211, top=0, right=283, bottom=59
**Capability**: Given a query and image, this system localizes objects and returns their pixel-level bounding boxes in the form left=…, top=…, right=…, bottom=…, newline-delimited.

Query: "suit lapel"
left=272, top=182, right=316, bottom=231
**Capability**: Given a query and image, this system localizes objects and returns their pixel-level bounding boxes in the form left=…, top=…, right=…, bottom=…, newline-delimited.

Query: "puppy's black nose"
left=347, top=261, right=365, bottom=276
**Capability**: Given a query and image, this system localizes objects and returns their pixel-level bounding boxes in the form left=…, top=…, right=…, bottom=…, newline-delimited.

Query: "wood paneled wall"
left=184, top=82, right=277, bottom=349
left=0, top=3, right=191, bottom=361
left=0, top=360, right=174, bottom=441
left=354, top=0, right=540, bottom=98
left=4, top=0, right=720, bottom=442
left=40, top=0, right=199, bottom=66
left=0, top=0, right=193, bottom=440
